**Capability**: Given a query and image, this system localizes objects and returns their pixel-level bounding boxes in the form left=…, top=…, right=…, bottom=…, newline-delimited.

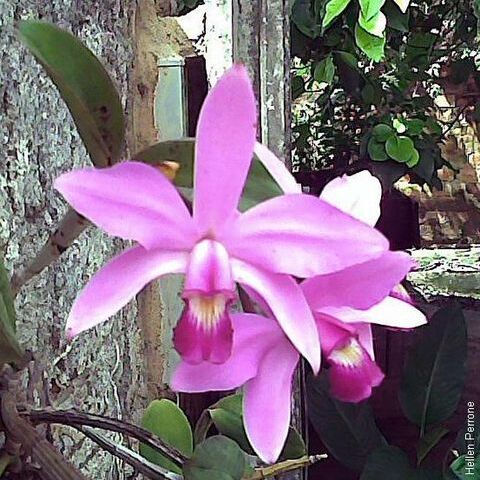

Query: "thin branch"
left=0, top=392, right=87, bottom=480
left=76, top=426, right=181, bottom=480
left=21, top=408, right=187, bottom=467
left=247, top=455, right=327, bottom=479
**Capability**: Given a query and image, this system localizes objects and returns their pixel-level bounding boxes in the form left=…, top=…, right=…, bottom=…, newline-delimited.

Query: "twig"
left=247, top=455, right=327, bottom=479
left=0, top=391, right=87, bottom=480
left=76, top=426, right=181, bottom=480
left=21, top=408, right=187, bottom=467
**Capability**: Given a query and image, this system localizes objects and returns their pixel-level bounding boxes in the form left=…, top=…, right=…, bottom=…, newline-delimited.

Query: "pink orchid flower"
left=172, top=171, right=426, bottom=463
left=54, top=65, right=391, bottom=369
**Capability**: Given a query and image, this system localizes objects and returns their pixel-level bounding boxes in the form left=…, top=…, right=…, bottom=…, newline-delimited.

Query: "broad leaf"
left=416, top=426, right=449, bottom=465
left=323, top=0, right=352, bottom=29
left=210, top=393, right=306, bottom=461
left=18, top=21, right=124, bottom=167
left=314, top=56, right=336, bottom=84
left=385, top=135, right=415, bottom=163
left=0, top=257, right=23, bottom=366
left=359, top=0, right=386, bottom=21
left=372, top=123, right=394, bottom=142
left=368, top=138, right=388, bottom=161
left=355, top=24, right=385, bottom=61
left=140, top=399, right=193, bottom=474
left=450, top=454, right=480, bottom=479
left=183, top=436, right=246, bottom=480
left=359, top=11, right=387, bottom=37
left=399, top=305, right=467, bottom=433
left=361, top=446, right=443, bottom=480
left=134, top=138, right=284, bottom=211
left=307, top=372, right=386, bottom=471
left=292, top=0, right=323, bottom=38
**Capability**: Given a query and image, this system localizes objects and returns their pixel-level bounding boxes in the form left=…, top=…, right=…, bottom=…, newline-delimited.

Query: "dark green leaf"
left=323, top=0, right=352, bottom=28
left=292, top=0, right=323, bottom=38
left=416, top=426, right=449, bottom=465
left=361, top=446, right=443, bottom=480
left=292, top=75, right=305, bottom=100
left=399, top=305, right=467, bottom=432
left=183, top=436, right=245, bottom=480
left=406, top=119, right=425, bottom=136
left=314, top=56, right=336, bottom=84
left=383, top=0, right=409, bottom=32
left=134, top=138, right=284, bottom=211
left=18, top=21, right=124, bottom=167
left=307, top=372, right=386, bottom=471
left=385, top=135, right=415, bottom=163
left=372, top=123, right=394, bottom=141
left=355, top=24, right=385, bottom=61
left=0, top=257, right=23, bottom=366
left=368, top=138, right=388, bottom=161
left=140, top=399, right=193, bottom=474
left=210, top=393, right=306, bottom=461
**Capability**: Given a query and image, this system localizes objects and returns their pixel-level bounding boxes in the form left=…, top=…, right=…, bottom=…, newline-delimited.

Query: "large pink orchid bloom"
left=172, top=170, right=426, bottom=464
left=55, top=65, right=389, bottom=369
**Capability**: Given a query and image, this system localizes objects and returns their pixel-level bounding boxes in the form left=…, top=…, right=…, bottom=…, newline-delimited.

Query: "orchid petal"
left=66, top=246, right=188, bottom=338
left=357, top=323, right=375, bottom=360
left=320, top=296, right=427, bottom=329
left=254, top=142, right=302, bottom=194
left=55, top=161, right=197, bottom=250
left=184, top=240, right=234, bottom=295
left=314, top=313, right=356, bottom=354
left=171, top=313, right=283, bottom=392
left=227, top=194, right=389, bottom=278
left=328, top=342, right=384, bottom=403
left=320, top=171, right=382, bottom=226
left=231, top=259, right=320, bottom=373
left=244, top=340, right=299, bottom=463
left=194, top=65, right=257, bottom=231
left=173, top=300, right=233, bottom=364
left=301, top=251, right=414, bottom=311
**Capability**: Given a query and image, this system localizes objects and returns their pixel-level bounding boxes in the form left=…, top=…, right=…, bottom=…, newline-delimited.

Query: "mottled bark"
left=0, top=2, right=146, bottom=478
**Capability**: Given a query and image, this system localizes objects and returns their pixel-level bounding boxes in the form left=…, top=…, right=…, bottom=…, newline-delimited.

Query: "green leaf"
left=385, top=135, right=415, bottom=163
left=18, top=21, right=124, bottom=167
left=416, top=426, right=449, bottom=465
left=183, top=436, right=246, bottom=480
left=307, top=372, right=386, bottom=471
left=406, top=148, right=420, bottom=168
left=314, top=56, right=336, bottom=84
left=323, top=0, right=352, bottom=29
left=399, top=305, right=467, bottom=433
left=361, top=446, right=443, bottom=480
left=368, top=138, right=388, bottom=161
left=383, top=1, right=409, bottom=32
left=406, top=119, right=425, bottom=136
left=210, top=394, right=306, bottom=461
left=393, top=118, right=407, bottom=134
left=358, top=10, right=386, bottom=37
left=140, top=399, right=193, bottom=474
left=355, top=24, right=385, bottom=61
left=372, top=124, right=394, bottom=142
left=292, top=75, right=305, bottom=100
left=134, top=138, right=284, bottom=211
left=0, top=257, right=23, bottom=366
left=292, top=0, right=323, bottom=38
left=450, top=454, right=480, bottom=479
left=359, top=0, right=386, bottom=21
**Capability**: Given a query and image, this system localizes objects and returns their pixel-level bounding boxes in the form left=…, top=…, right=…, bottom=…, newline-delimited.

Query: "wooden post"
left=233, top=3, right=304, bottom=479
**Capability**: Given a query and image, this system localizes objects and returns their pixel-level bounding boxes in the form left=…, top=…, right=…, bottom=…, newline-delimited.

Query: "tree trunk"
left=1, top=2, right=142, bottom=478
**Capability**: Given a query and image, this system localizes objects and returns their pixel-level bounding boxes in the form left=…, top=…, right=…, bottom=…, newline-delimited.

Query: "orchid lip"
left=328, top=338, right=364, bottom=368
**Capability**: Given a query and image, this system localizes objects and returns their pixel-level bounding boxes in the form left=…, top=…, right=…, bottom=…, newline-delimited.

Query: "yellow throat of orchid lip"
left=329, top=338, right=363, bottom=368
left=189, top=294, right=227, bottom=330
